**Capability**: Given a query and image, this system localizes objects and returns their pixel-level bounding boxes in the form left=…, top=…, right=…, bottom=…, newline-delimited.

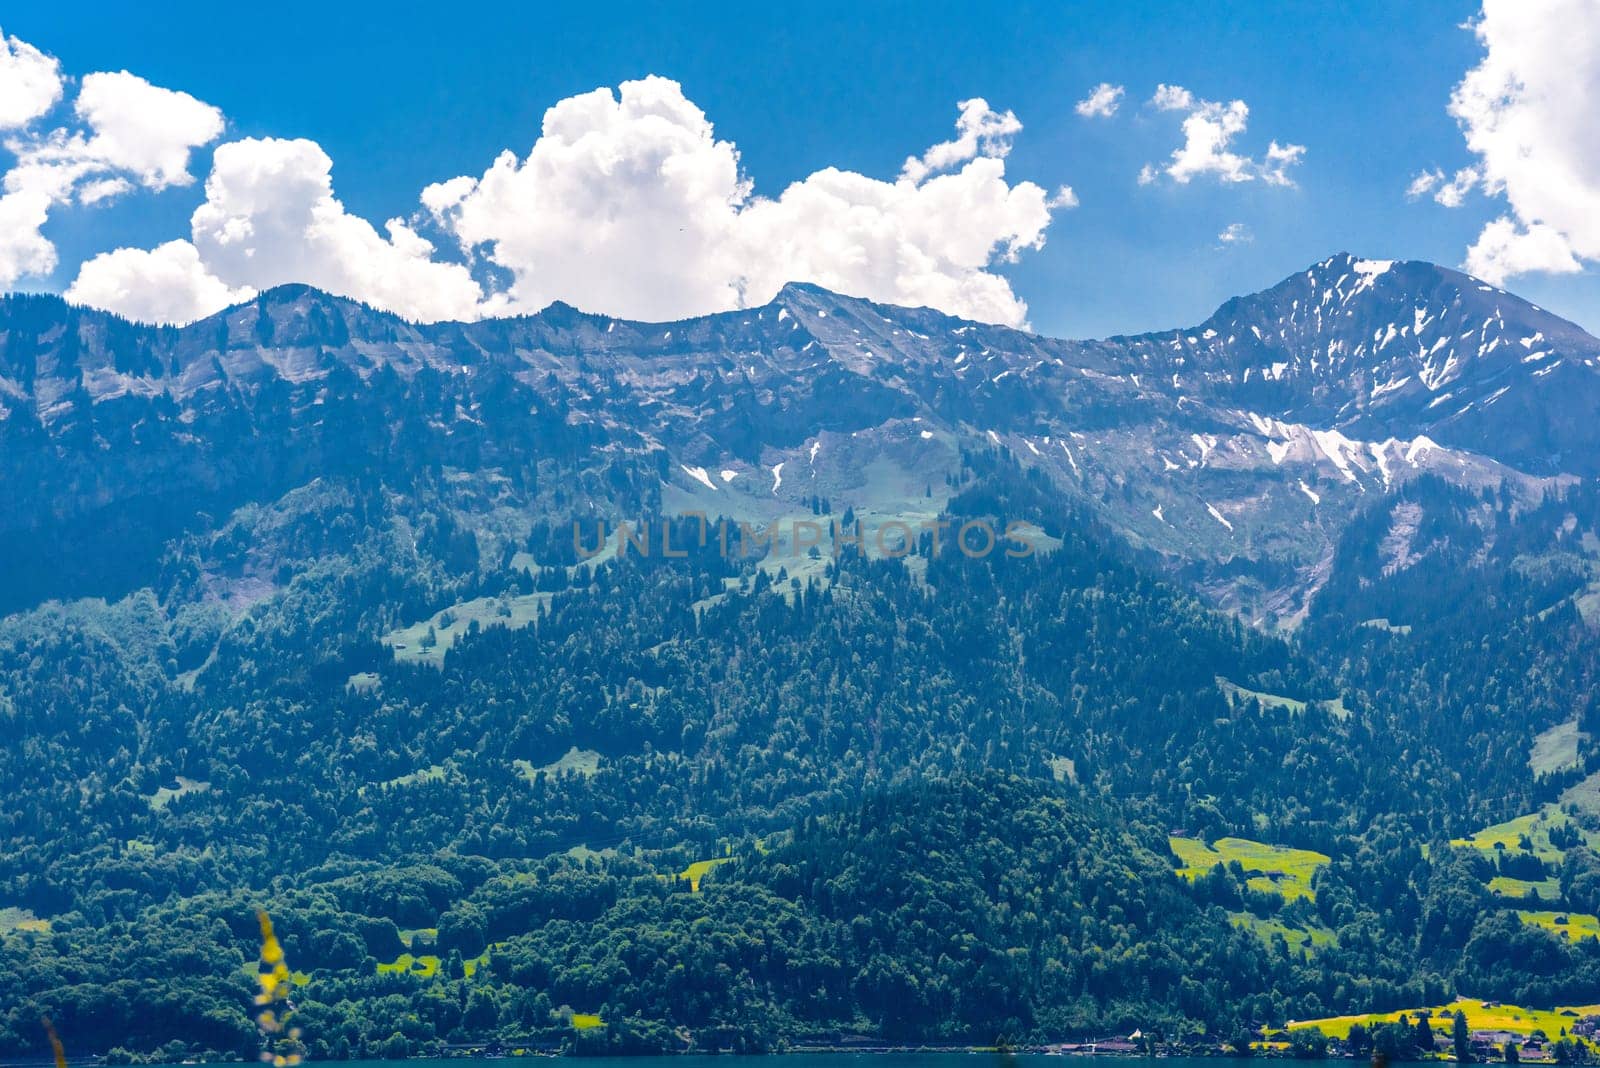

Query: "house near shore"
left=1472, top=1030, right=1519, bottom=1056
left=1091, top=1040, right=1139, bottom=1054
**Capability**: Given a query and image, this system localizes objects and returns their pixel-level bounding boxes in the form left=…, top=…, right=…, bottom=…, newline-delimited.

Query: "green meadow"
left=513, top=746, right=601, bottom=783
left=1289, top=998, right=1600, bottom=1041
left=1231, top=913, right=1337, bottom=953
left=384, top=591, right=554, bottom=667
left=1519, top=910, right=1600, bottom=942
left=1170, top=835, right=1330, bottom=902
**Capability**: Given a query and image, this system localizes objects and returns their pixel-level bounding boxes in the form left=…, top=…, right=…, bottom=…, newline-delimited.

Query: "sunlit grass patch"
left=679, top=857, right=731, bottom=892
left=513, top=746, right=601, bottom=783
left=377, top=952, right=440, bottom=978
left=1170, top=835, right=1329, bottom=902
left=376, top=950, right=491, bottom=978
left=0, top=906, right=49, bottom=934
left=1519, top=910, right=1600, bottom=942
left=345, top=671, right=381, bottom=694
left=1289, top=998, right=1600, bottom=1040
left=1048, top=755, right=1077, bottom=783
left=654, top=855, right=734, bottom=892
left=1216, top=677, right=1305, bottom=713
left=565, top=844, right=616, bottom=863
left=1530, top=720, right=1587, bottom=776
left=1563, top=771, right=1600, bottom=816
left=1453, top=804, right=1591, bottom=863
left=366, top=764, right=448, bottom=794
left=384, top=591, right=554, bottom=667
left=1231, top=912, right=1337, bottom=952
left=1490, top=875, right=1562, bottom=900
left=147, top=775, right=211, bottom=811
left=1215, top=677, right=1350, bottom=720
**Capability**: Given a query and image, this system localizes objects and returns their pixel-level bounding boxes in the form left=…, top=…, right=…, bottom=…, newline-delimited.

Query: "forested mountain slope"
left=3, top=259, right=1600, bottom=1058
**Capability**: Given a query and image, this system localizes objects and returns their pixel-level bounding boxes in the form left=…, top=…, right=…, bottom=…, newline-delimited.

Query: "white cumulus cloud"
left=0, top=28, right=62, bottom=129
left=69, top=136, right=488, bottom=325
left=1150, top=84, right=1195, bottom=112
left=1142, top=84, right=1306, bottom=187
left=67, top=239, right=252, bottom=325
left=1464, top=217, right=1581, bottom=281
left=0, top=187, right=54, bottom=284
left=1074, top=83, right=1125, bottom=119
left=899, top=98, right=1022, bottom=184
left=1406, top=165, right=1481, bottom=208
left=424, top=77, right=1070, bottom=326
left=40, top=67, right=1067, bottom=328
left=1441, top=0, right=1600, bottom=284
left=1217, top=222, right=1252, bottom=246
left=0, top=32, right=225, bottom=291
left=1259, top=141, right=1305, bottom=187
left=70, top=71, right=223, bottom=190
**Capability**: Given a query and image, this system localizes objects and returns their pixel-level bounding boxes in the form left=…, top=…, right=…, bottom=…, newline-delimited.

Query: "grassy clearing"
left=345, top=671, right=381, bottom=695
left=570, top=1014, right=604, bottom=1031
left=398, top=927, right=437, bottom=949
left=1454, top=804, right=1597, bottom=864
left=1169, top=836, right=1330, bottom=902
left=513, top=747, right=601, bottom=783
left=1554, top=559, right=1600, bottom=624
left=1289, top=998, right=1600, bottom=1040
left=174, top=644, right=219, bottom=692
left=1001, top=520, right=1064, bottom=557
left=1491, top=875, right=1563, bottom=900
left=1216, top=678, right=1350, bottom=720
left=1520, top=911, right=1600, bottom=942
left=1231, top=913, right=1337, bottom=953
left=1576, top=582, right=1600, bottom=626
left=364, top=765, right=447, bottom=796
left=678, top=858, right=732, bottom=892
left=1217, top=677, right=1306, bottom=714
left=384, top=591, right=554, bottom=667
left=653, top=855, right=735, bottom=892
left=759, top=544, right=833, bottom=605
left=377, top=953, right=439, bottom=978
left=1531, top=720, right=1588, bottom=776
left=376, top=950, right=490, bottom=979
left=147, top=776, right=211, bottom=811
left=1563, top=772, right=1600, bottom=816
left=691, top=576, right=743, bottom=615
left=0, top=906, right=49, bottom=934
left=565, top=844, right=616, bottom=864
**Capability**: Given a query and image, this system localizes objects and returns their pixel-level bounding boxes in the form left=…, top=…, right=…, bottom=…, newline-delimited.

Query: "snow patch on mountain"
left=681, top=465, right=717, bottom=491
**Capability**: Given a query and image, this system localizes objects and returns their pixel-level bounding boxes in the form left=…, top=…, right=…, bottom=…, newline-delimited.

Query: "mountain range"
left=4, top=252, right=1597, bottom=620
left=5, top=254, right=1600, bottom=1059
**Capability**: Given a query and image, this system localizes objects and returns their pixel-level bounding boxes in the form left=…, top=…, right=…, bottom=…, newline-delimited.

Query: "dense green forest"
left=5, top=449, right=1600, bottom=1060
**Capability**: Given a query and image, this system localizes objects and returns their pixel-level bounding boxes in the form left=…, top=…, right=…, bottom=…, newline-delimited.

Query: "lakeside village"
left=230, top=1009, right=1600, bottom=1062
left=1025, top=1000, right=1600, bottom=1061
left=484, top=1000, right=1600, bottom=1060
left=212, top=1002, right=1600, bottom=1062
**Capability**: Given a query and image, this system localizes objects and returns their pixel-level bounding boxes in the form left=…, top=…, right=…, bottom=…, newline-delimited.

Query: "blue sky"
left=5, top=0, right=1598, bottom=337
